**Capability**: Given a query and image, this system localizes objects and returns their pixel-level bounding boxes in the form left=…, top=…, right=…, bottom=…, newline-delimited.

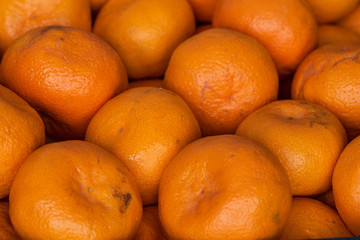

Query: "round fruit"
left=164, top=28, right=278, bottom=136
left=158, top=135, right=292, bottom=239
left=93, top=0, right=195, bottom=79
left=0, top=25, right=128, bottom=140
left=236, top=100, right=347, bottom=196
left=9, top=140, right=142, bottom=240
left=85, top=87, right=201, bottom=205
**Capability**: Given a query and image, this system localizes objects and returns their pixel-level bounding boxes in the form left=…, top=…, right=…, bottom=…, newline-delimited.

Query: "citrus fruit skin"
left=164, top=28, right=278, bottom=136
left=307, top=0, right=359, bottom=23
left=0, top=25, right=128, bottom=140
left=291, top=42, right=360, bottom=140
left=93, top=0, right=196, bottom=80
left=0, top=84, right=45, bottom=198
left=158, top=135, right=292, bottom=239
left=332, top=135, right=360, bottom=235
left=339, top=4, right=360, bottom=36
left=236, top=100, right=347, bottom=196
left=212, top=0, right=318, bottom=76
left=0, top=201, right=20, bottom=240
left=9, top=140, right=143, bottom=240
left=134, top=206, right=167, bottom=240
left=85, top=87, right=201, bottom=206
left=317, top=24, right=360, bottom=47
left=279, top=197, right=353, bottom=240
left=0, top=0, right=92, bottom=56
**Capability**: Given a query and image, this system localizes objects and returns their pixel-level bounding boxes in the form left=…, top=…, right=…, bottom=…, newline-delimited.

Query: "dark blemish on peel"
left=229, top=95, right=233, bottom=101
left=201, top=189, right=205, bottom=194
left=119, top=128, right=123, bottom=132
left=309, top=113, right=329, bottom=128
left=123, top=193, right=131, bottom=207
left=230, top=153, right=235, bottom=157
left=119, top=193, right=132, bottom=213
left=113, top=189, right=121, bottom=198
left=272, top=212, right=281, bottom=225
left=25, top=43, right=34, bottom=49
left=116, top=167, right=125, bottom=175
left=144, top=89, right=152, bottom=93
left=59, top=37, right=65, bottom=41
left=288, top=117, right=294, bottom=120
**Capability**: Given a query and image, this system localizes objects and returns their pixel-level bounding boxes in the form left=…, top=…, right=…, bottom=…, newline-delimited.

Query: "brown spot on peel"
left=119, top=192, right=132, bottom=213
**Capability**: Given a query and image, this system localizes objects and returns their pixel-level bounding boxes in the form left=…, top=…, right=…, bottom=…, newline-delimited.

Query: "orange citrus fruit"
left=292, top=42, right=360, bottom=140
left=9, top=140, right=142, bottom=239
left=0, top=26, right=128, bottom=140
left=236, top=100, right=347, bottom=196
left=93, top=0, right=195, bottom=79
left=158, top=135, right=292, bottom=239
left=85, top=87, right=201, bottom=206
left=0, top=0, right=92, bottom=56
left=0, top=84, right=45, bottom=198
left=279, top=197, right=353, bottom=239
left=332, top=135, right=360, bottom=235
left=212, top=0, right=318, bottom=76
left=164, top=28, right=278, bottom=136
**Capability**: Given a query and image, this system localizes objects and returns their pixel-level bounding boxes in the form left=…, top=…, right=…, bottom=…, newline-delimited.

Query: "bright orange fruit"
left=159, top=135, right=292, bottom=239
left=85, top=87, right=201, bottom=206
left=9, top=140, right=143, bottom=239
left=165, top=28, right=278, bottom=136
left=0, top=26, right=128, bottom=140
